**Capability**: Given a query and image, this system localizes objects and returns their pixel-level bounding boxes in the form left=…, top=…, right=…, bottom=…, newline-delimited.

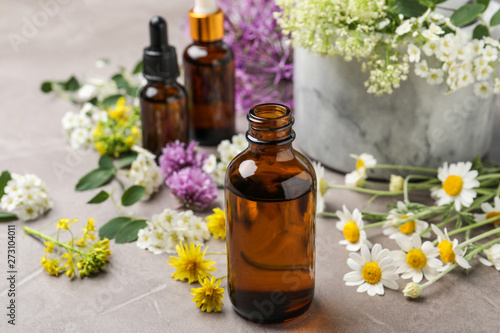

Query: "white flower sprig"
left=0, top=173, right=53, bottom=221
left=203, top=134, right=247, bottom=186
left=127, top=146, right=163, bottom=200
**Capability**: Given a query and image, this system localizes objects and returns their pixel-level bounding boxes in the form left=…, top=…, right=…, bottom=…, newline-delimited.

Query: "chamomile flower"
left=167, top=242, right=216, bottom=283
left=313, top=161, right=325, bottom=213
left=347, top=153, right=376, bottom=185
left=336, top=205, right=372, bottom=251
left=191, top=277, right=225, bottom=312
left=479, top=244, right=500, bottom=270
left=343, top=244, right=399, bottom=296
left=431, top=161, right=479, bottom=211
left=383, top=201, right=430, bottom=240
left=391, top=233, right=442, bottom=283
left=431, top=224, right=470, bottom=270
left=475, top=196, right=500, bottom=227
left=345, top=170, right=366, bottom=187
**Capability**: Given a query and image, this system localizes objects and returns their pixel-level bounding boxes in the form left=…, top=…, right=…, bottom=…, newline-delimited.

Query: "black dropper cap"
left=143, top=16, right=179, bottom=81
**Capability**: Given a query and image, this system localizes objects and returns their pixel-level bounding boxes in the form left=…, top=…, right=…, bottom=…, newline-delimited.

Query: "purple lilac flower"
left=217, top=0, right=293, bottom=113
left=166, top=167, right=218, bottom=211
left=159, top=141, right=208, bottom=179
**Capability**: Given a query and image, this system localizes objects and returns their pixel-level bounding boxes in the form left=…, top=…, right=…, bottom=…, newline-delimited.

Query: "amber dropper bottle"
left=184, top=0, right=235, bottom=146
left=225, top=103, right=317, bottom=323
left=140, top=16, right=188, bottom=157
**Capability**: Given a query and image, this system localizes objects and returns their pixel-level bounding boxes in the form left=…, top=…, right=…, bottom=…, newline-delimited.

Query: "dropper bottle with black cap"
left=140, top=16, right=188, bottom=157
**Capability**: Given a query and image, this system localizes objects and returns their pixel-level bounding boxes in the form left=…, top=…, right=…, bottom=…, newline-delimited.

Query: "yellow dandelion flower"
left=191, top=277, right=225, bottom=313
left=206, top=208, right=226, bottom=240
left=168, top=243, right=216, bottom=283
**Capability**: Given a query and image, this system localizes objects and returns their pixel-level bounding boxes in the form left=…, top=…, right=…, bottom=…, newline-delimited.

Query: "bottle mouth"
left=246, top=103, right=295, bottom=145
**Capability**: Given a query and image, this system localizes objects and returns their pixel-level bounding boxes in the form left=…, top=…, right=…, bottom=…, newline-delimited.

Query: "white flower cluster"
left=203, top=133, right=247, bottom=186
left=277, top=2, right=500, bottom=96
left=0, top=173, right=53, bottom=221
left=127, top=146, right=163, bottom=200
left=61, top=103, right=108, bottom=150
left=399, top=11, right=500, bottom=98
left=137, top=209, right=210, bottom=254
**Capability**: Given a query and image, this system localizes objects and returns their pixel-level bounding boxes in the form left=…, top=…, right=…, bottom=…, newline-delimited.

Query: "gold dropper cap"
left=189, top=8, right=224, bottom=42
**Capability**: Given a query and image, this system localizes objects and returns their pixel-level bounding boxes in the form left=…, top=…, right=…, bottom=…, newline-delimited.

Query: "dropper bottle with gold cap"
left=184, top=0, right=235, bottom=146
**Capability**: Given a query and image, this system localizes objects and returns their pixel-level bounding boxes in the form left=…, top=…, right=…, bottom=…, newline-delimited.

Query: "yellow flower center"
left=343, top=221, right=360, bottom=243
left=356, top=159, right=365, bottom=171
left=438, top=240, right=456, bottom=263
left=442, top=175, right=463, bottom=196
left=406, top=249, right=427, bottom=269
left=362, top=262, right=382, bottom=284
left=398, top=215, right=416, bottom=234
left=486, top=211, right=500, bottom=224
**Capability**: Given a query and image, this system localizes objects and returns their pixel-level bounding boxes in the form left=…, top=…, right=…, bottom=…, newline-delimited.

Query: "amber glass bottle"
left=184, top=3, right=235, bottom=146
left=140, top=16, right=188, bottom=157
left=225, top=104, right=316, bottom=323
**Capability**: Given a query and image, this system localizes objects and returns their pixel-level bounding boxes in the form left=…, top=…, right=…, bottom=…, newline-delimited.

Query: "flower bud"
left=403, top=282, right=421, bottom=298
left=389, top=175, right=404, bottom=192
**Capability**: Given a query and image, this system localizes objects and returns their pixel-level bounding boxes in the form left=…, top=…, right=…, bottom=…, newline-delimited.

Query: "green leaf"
left=40, top=81, right=53, bottom=93
left=121, top=185, right=146, bottom=206
left=473, top=24, right=490, bottom=39
left=65, top=76, right=81, bottom=92
left=0, top=212, right=18, bottom=222
left=125, top=85, right=139, bottom=97
left=477, top=0, right=490, bottom=12
left=115, top=153, right=138, bottom=169
left=471, top=155, right=484, bottom=171
left=490, top=9, right=500, bottom=26
left=0, top=171, right=12, bottom=199
left=111, top=73, right=129, bottom=89
left=132, top=60, right=143, bottom=75
left=75, top=168, right=114, bottom=191
left=450, top=4, right=485, bottom=27
left=101, top=94, right=123, bottom=108
left=391, top=0, right=428, bottom=18
left=115, top=219, right=147, bottom=243
left=99, top=216, right=132, bottom=240
left=98, top=155, right=115, bottom=170
left=87, top=190, right=110, bottom=204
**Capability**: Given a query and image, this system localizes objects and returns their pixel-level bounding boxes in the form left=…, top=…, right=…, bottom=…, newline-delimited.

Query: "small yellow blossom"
left=191, top=277, right=225, bottom=313
left=44, top=241, right=56, bottom=253
left=108, top=97, right=131, bottom=120
left=94, top=141, right=107, bottom=155
left=40, top=255, right=63, bottom=276
left=206, top=208, right=226, bottom=240
left=57, top=218, right=77, bottom=230
left=168, top=243, right=216, bottom=283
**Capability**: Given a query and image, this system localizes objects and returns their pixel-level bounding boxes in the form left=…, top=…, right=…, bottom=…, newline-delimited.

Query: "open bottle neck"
left=246, top=104, right=295, bottom=148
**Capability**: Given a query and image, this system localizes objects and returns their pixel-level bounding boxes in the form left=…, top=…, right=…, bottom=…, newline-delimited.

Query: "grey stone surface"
left=1, top=1, right=500, bottom=332
left=294, top=47, right=496, bottom=175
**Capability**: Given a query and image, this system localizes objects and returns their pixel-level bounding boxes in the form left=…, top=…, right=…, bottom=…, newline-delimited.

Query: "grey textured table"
left=1, top=1, right=500, bottom=332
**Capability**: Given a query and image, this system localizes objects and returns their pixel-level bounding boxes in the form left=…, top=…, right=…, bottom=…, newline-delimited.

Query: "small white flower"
left=479, top=244, right=500, bottom=270
left=336, top=205, right=372, bottom=251
left=422, top=41, right=439, bottom=56
left=414, top=60, right=429, bottom=78
left=440, top=33, right=457, bottom=54
left=70, top=127, right=92, bottom=149
left=391, top=233, right=442, bottom=283
left=431, top=224, right=471, bottom=270
left=383, top=201, right=430, bottom=240
left=474, top=81, right=492, bottom=99
left=484, top=37, right=499, bottom=47
left=494, top=78, right=500, bottom=94
left=231, top=133, right=247, bottom=151
left=378, top=18, right=390, bottom=30
left=431, top=161, right=479, bottom=211
left=472, top=39, right=485, bottom=53
left=74, top=83, right=97, bottom=103
left=456, top=70, right=474, bottom=88
left=127, top=145, right=164, bottom=200
left=480, top=45, right=498, bottom=62
left=426, top=68, right=444, bottom=85
left=456, top=44, right=473, bottom=61
left=202, top=154, right=217, bottom=174
left=343, top=244, right=399, bottom=296
left=474, top=64, right=493, bottom=81
left=61, top=112, right=78, bottom=131
left=345, top=169, right=366, bottom=187
left=395, top=20, right=412, bottom=35
left=422, top=30, right=439, bottom=41
left=350, top=153, right=377, bottom=173
left=407, top=44, right=421, bottom=63
left=447, top=62, right=460, bottom=78
left=428, top=23, right=444, bottom=36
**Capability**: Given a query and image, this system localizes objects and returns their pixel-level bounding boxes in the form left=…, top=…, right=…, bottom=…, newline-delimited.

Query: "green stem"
left=114, top=175, right=126, bottom=191
left=465, top=237, right=500, bottom=260
left=23, top=226, right=84, bottom=255
left=216, top=275, right=227, bottom=280
left=110, top=191, right=143, bottom=220
left=371, top=164, right=437, bottom=174
left=363, top=221, right=386, bottom=230
left=328, top=184, right=403, bottom=196
left=496, top=183, right=500, bottom=197
left=420, top=263, right=458, bottom=291
left=397, top=206, right=448, bottom=226
left=403, top=175, right=432, bottom=204
left=457, top=228, right=500, bottom=249
left=476, top=174, right=500, bottom=181
left=448, top=214, right=500, bottom=237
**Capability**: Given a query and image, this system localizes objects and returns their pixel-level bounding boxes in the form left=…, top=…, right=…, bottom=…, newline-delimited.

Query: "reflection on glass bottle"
left=225, top=103, right=316, bottom=323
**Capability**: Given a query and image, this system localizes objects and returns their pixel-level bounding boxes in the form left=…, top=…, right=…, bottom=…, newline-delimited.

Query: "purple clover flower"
left=159, top=141, right=208, bottom=180
left=166, top=167, right=218, bottom=211
left=218, top=0, right=294, bottom=113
